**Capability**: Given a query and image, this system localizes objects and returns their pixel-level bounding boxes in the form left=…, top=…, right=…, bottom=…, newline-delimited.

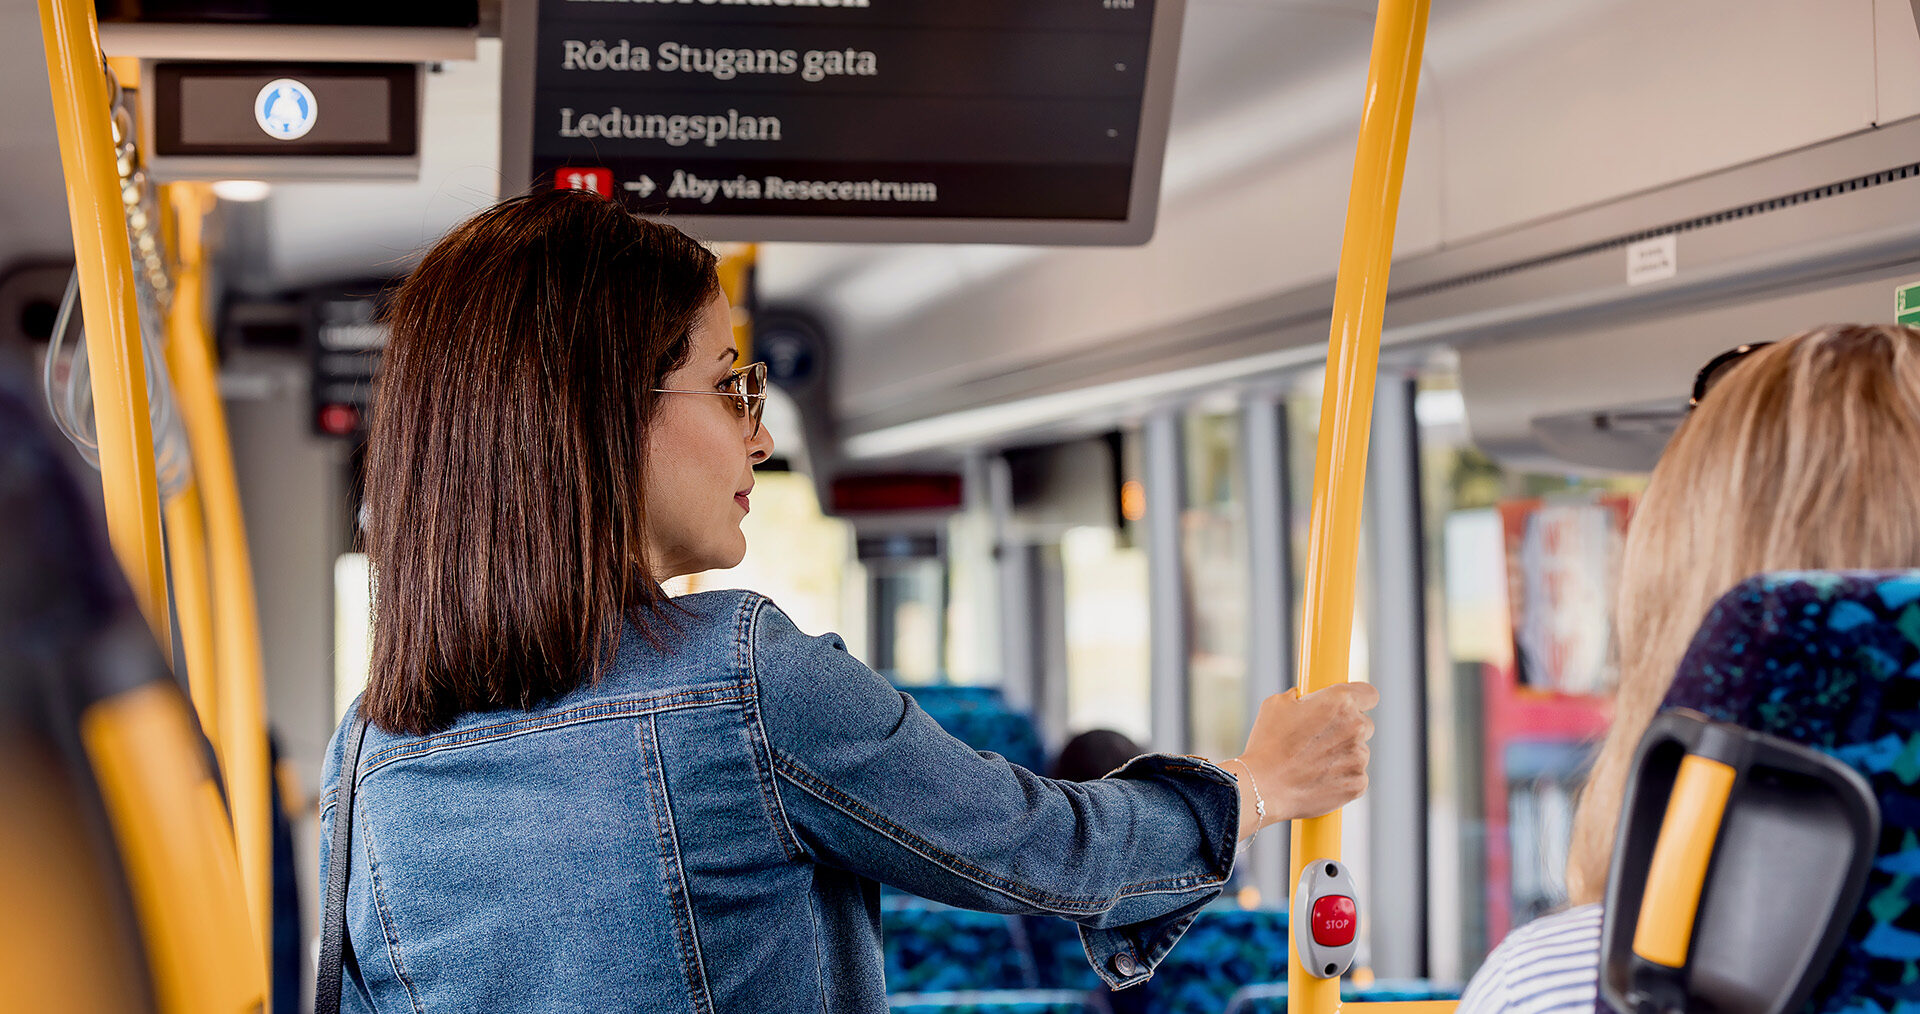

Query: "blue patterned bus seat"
left=903, top=687, right=1047, bottom=775
left=899, top=684, right=1009, bottom=710
left=1221, top=979, right=1463, bottom=1013
left=1127, top=907, right=1290, bottom=1014
left=886, top=989, right=1111, bottom=1014
left=883, top=898, right=1041, bottom=993
left=1638, top=570, right=1920, bottom=1014
left=1023, top=915, right=1104, bottom=991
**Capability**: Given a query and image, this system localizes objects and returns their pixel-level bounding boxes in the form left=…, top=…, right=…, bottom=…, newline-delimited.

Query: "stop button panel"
left=1292, top=859, right=1359, bottom=978
left=1311, top=894, right=1358, bottom=947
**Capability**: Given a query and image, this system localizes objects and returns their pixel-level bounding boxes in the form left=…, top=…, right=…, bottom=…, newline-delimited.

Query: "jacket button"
left=1111, top=953, right=1141, bottom=978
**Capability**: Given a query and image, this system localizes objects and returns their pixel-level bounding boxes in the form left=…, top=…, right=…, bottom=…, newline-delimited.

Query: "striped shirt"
left=1456, top=903, right=1604, bottom=1014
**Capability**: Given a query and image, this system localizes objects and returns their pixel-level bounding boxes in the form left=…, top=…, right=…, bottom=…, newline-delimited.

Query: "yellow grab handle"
left=1288, top=1, right=1430, bottom=1011
left=1632, top=755, right=1737, bottom=968
left=38, top=0, right=171, bottom=653
left=164, top=182, right=277, bottom=998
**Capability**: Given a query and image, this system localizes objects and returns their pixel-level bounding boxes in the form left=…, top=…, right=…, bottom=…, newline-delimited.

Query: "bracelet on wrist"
left=1227, top=758, right=1267, bottom=840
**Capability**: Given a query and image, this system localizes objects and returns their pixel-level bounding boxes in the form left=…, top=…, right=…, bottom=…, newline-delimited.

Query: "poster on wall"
left=1497, top=495, right=1634, bottom=697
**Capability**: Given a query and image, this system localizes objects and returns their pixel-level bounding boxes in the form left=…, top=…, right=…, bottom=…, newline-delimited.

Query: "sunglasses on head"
left=652, top=361, right=769, bottom=438
left=1688, top=343, right=1773, bottom=411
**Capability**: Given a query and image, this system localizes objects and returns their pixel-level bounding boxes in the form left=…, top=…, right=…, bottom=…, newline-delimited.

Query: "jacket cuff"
left=1081, top=753, right=1241, bottom=988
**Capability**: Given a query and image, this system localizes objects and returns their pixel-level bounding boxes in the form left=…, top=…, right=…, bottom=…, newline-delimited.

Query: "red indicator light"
left=555, top=168, right=612, bottom=196
left=1310, top=895, right=1357, bottom=947
left=318, top=403, right=360, bottom=436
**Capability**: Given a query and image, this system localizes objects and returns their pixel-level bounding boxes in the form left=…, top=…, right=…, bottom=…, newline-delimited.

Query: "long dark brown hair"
left=360, top=189, right=718, bottom=734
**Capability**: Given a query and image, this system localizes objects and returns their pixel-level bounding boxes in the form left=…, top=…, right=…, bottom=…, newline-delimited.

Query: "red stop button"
left=1311, top=895, right=1357, bottom=947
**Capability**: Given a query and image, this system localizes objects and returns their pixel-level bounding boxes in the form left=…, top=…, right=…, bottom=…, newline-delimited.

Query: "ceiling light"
left=211, top=180, right=272, bottom=202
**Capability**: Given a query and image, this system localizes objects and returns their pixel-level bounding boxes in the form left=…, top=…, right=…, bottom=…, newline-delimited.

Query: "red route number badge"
left=555, top=168, right=612, bottom=196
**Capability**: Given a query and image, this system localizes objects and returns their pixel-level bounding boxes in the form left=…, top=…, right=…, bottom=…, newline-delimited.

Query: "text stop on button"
left=1310, top=895, right=1357, bottom=947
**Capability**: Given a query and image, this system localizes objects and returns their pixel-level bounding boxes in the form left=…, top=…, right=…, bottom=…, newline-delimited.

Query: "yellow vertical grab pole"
left=1288, top=1, right=1430, bottom=1013
left=162, top=188, right=222, bottom=753
left=164, top=483, right=221, bottom=760
left=163, top=181, right=275, bottom=1001
left=715, top=242, right=758, bottom=361
left=38, top=0, right=171, bottom=653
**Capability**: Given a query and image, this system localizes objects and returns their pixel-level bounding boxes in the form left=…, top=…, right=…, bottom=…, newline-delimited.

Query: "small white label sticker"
left=1626, top=235, right=1678, bottom=286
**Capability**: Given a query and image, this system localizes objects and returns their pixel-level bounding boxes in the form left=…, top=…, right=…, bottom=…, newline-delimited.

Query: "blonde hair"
left=1564, top=323, right=1920, bottom=905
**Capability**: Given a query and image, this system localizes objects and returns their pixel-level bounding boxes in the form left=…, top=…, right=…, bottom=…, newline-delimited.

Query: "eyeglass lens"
left=733, top=363, right=766, bottom=435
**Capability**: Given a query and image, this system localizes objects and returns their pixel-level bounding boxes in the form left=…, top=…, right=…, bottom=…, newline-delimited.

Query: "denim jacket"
left=319, top=590, right=1240, bottom=1013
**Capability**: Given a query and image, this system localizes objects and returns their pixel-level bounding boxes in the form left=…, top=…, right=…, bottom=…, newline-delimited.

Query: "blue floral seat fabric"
left=902, top=685, right=1012, bottom=711
left=903, top=686, right=1048, bottom=775
left=1122, top=907, right=1291, bottom=1014
left=886, top=989, right=1111, bottom=1014
left=1640, top=571, right=1920, bottom=1014
left=1222, top=979, right=1462, bottom=1013
left=883, top=687, right=1047, bottom=901
left=1025, top=915, right=1106, bottom=991
left=883, top=898, right=1041, bottom=993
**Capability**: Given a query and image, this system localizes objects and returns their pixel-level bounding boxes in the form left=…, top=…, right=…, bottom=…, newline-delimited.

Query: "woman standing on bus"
left=319, top=188, right=1377, bottom=1013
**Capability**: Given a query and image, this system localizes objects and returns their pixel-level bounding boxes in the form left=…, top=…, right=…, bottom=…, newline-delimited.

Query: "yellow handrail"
left=163, top=483, right=220, bottom=760
left=164, top=181, right=275, bottom=1000
left=1288, top=1, right=1430, bottom=1012
left=38, top=0, right=170, bottom=653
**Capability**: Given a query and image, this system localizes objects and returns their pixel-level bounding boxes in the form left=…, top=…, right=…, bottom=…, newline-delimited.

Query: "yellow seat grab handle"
left=1631, top=755, right=1738, bottom=968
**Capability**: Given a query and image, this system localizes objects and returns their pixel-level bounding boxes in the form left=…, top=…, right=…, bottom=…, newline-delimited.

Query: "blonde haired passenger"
left=1457, top=324, right=1920, bottom=1014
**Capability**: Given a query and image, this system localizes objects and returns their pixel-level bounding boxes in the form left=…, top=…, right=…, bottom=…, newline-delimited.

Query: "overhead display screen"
left=501, top=0, right=1186, bottom=244
left=151, top=62, right=417, bottom=157
left=95, top=1, right=478, bottom=27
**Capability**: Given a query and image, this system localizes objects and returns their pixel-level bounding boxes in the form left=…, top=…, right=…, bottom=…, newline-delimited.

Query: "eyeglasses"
left=652, top=361, right=768, bottom=438
left=1688, top=342, right=1773, bottom=411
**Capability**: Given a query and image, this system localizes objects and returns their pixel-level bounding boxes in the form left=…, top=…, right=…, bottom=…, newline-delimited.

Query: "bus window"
left=943, top=501, right=994, bottom=684
left=1052, top=429, right=1152, bottom=746
left=1184, top=408, right=1251, bottom=761
left=334, top=552, right=372, bottom=723
left=1061, top=523, right=1152, bottom=747
left=1416, top=373, right=1649, bottom=980
left=866, top=557, right=946, bottom=685
left=675, top=470, right=861, bottom=651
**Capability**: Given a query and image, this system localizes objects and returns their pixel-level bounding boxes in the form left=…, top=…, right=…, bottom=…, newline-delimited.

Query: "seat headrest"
left=1659, top=570, right=1920, bottom=1011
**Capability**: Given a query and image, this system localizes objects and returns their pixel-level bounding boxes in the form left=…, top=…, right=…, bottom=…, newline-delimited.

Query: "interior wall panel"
left=1876, top=0, right=1920, bottom=124
left=832, top=114, right=1446, bottom=424
left=1437, top=0, right=1878, bottom=243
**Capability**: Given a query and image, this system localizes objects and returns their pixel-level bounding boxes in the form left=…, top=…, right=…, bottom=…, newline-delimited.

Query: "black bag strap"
left=315, top=710, right=370, bottom=1014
